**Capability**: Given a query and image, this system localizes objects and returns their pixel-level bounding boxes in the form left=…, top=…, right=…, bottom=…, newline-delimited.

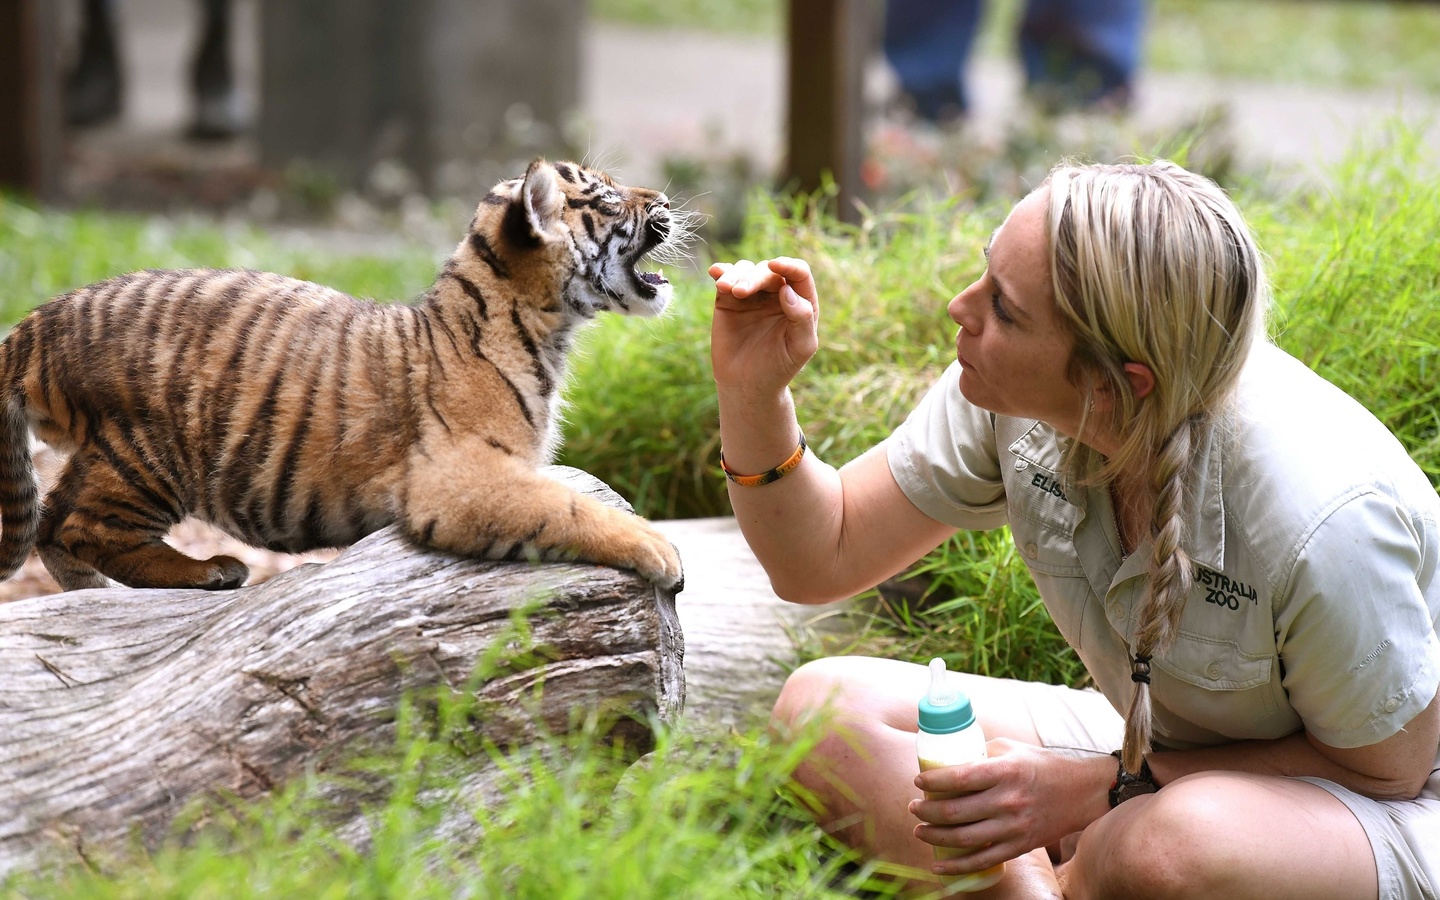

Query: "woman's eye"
left=990, top=293, right=1014, bottom=324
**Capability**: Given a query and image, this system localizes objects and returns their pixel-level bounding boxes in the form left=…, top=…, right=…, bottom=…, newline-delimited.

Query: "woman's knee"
left=773, top=655, right=928, bottom=738
left=772, top=657, right=861, bottom=731
left=1071, top=775, right=1242, bottom=900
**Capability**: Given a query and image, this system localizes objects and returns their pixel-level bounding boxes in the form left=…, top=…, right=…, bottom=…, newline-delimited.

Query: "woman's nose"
left=948, top=279, right=983, bottom=330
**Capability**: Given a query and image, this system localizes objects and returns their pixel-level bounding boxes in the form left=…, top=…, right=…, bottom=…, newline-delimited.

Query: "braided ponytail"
left=1120, top=416, right=1197, bottom=774
left=1042, top=161, right=1269, bottom=777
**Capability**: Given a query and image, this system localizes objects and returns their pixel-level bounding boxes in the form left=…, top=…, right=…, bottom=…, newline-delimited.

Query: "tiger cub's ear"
left=520, top=158, right=565, bottom=242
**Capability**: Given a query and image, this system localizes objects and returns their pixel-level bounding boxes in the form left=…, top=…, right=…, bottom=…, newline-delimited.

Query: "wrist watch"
left=1108, top=750, right=1159, bottom=807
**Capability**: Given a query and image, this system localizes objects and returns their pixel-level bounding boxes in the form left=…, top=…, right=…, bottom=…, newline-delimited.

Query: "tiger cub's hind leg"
left=38, top=450, right=249, bottom=591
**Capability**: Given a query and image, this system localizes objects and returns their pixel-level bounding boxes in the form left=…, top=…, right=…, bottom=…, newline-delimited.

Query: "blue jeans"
left=883, top=0, right=1146, bottom=119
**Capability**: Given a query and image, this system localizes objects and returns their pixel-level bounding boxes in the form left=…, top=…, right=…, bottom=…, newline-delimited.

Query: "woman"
left=708, top=160, right=1440, bottom=899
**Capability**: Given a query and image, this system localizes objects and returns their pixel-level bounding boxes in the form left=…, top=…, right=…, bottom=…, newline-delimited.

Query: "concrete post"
left=258, top=0, right=584, bottom=197
left=0, top=0, right=63, bottom=201
left=785, top=0, right=871, bottom=223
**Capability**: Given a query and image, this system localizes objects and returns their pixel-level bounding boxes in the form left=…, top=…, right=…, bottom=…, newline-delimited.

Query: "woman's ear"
left=1123, top=362, right=1156, bottom=400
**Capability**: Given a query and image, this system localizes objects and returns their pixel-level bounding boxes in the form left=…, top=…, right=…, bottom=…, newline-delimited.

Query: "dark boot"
left=65, top=0, right=123, bottom=127
left=188, top=0, right=242, bottom=139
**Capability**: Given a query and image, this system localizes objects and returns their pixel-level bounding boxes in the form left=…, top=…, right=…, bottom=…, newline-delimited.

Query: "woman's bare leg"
left=1059, top=771, right=1377, bottom=900
left=775, top=657, right=1381, bottom=900
left=773, top=656, right=1066, bottom=897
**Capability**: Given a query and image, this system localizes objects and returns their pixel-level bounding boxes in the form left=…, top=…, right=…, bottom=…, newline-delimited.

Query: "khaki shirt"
left=886, top=342, right=1440, bottom=755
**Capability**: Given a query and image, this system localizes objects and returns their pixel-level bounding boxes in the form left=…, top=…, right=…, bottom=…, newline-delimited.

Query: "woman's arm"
left=1148, top=685, right=1440, bottom=801
left=710, top=258, right=955, bottom=604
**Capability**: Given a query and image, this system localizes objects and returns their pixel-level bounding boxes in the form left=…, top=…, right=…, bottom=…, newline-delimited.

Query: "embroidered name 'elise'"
left=1030, top=471, right=1068, bottom=502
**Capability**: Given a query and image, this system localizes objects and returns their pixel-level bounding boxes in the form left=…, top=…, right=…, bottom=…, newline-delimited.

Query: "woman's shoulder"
left=1231, top=343, right=1414, bottom=470
left=1222, top=341, right=1438, bottom=543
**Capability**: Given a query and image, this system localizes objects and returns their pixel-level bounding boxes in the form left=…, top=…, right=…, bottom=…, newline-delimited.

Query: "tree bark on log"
left=0, top=467, right=684, bottom=879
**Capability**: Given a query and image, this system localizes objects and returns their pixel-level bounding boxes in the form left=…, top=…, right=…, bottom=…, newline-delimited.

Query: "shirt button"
left=1205, top=662, right=1223, bottom=680
left=1014, top=459, right=1029, bottom=471
left=1107, top=600, right=1123, bottom=619
left=1024, top=542, right=1039, bottom=558
left=1384, top=697, right=1402, bottom=713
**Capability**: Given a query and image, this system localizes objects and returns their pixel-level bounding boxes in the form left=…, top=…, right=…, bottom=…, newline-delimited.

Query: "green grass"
left=593, top=0, right=1440, bottom=94
left=3, top=129, right=1438, bottom=898
left=0, top=204, right=443, bottom=325
left=592, top=0, right=781, bottom=33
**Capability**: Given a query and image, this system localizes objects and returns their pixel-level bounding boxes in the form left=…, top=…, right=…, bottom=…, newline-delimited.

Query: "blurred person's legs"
left=882, top=0, right=981, bottom=124
left=66, top=0, right=242, bottom=137
left=189, top=0, right=241, bottom=138
left=66, top=0, right=123, bottom=126
left=1019, top=0, right=1145, bottom=111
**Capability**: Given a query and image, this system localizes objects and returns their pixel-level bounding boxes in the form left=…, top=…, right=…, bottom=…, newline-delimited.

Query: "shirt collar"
left=1008, top=421, right=1075, bottom=484
left=1186, top=412, right=1227, bottom=572
left=1005, top=416, right=1228, bottom=571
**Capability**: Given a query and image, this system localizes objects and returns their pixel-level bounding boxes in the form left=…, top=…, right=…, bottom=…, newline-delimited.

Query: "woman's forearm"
left=717, top=386, right=855, bottom=604
left=717, top=387, right=955, bottom=605
left=1147, top=712, right=1436, bottom=802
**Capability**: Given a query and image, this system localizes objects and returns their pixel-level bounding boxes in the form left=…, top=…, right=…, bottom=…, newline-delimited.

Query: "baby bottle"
left=916, top=657, right=1006, bottom=892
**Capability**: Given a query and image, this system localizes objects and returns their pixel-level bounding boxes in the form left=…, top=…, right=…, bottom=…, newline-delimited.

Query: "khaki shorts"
left=1021, top=679, right=1440, bottom=900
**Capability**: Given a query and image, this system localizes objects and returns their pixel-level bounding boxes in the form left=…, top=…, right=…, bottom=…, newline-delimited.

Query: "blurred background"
left=1, top=10, right=1437, bottom=893
left=3, top=0, right=1439, bottom=243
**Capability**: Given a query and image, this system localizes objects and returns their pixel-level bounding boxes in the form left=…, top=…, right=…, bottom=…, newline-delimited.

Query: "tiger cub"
left=0, top=159, right=687, bottom=592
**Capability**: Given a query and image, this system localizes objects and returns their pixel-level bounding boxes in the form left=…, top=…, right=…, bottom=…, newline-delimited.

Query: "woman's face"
left=947, top=189, right=1089, bottom=437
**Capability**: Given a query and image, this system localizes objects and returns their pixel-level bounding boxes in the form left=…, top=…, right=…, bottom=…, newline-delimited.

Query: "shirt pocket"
left=1151, top=632, right=1290, bottom=739
left=1157, top=632, right=1272, bottom=690
left=1007, top=508, right=1086, bottom=577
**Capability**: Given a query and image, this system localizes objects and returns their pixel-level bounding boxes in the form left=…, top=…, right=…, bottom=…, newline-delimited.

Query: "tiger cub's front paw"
left=610, top=516, right=684, bottom=591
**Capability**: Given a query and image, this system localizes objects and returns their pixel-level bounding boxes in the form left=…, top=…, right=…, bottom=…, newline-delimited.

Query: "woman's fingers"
left=778, top=285, right=811, bottom=320
left=710, top=258, right=812, bottom=301
left=915, top=760, right=991, bottom=798
left=764, top=256, right=818, bottom=302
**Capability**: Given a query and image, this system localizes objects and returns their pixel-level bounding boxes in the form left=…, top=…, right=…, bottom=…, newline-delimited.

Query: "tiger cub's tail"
left=0, top=394, right=38, bottom=580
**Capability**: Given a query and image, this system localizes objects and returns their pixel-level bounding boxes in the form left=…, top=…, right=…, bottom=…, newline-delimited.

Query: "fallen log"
left=0, top=467, right=684, bottom=879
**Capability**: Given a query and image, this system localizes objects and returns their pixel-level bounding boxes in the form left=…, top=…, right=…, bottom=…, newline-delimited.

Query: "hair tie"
left=1130, top=653, right=1152, bottom=685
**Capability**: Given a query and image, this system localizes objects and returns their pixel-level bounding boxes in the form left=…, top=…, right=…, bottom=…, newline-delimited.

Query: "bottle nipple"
left=927, top=657, right=956, bottom=707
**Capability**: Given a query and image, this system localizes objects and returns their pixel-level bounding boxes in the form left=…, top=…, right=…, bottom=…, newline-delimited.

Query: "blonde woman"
left=709, top=160, right=1440, bottom=899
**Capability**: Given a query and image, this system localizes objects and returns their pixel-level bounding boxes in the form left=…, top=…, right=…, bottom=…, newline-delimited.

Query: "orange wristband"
left=720, top=433, right=807, bottom=487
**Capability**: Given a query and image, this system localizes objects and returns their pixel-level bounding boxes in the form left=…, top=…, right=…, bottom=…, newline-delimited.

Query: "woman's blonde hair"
left=1042, top=160, right=1269, bottom=774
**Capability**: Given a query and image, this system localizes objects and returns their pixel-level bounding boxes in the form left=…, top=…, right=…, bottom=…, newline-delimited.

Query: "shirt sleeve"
left=1274, top=487, right=1440, bottom=749
left=883, top=362, right=1009, bottom=531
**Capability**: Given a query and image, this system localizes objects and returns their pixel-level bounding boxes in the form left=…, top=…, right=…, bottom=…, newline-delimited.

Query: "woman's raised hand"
left=709, top=256, right=820, bottom=399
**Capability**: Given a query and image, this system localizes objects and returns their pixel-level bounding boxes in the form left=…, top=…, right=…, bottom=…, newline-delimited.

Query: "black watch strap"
left=1108, top=750, right=1158, bottom=808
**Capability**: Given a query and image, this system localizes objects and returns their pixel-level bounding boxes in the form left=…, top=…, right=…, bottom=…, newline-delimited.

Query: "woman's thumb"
left=780, top=285, right=810, bottom=318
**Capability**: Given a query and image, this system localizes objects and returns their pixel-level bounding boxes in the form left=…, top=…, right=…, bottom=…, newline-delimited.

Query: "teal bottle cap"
left=918, top=658, right=975, bottom=735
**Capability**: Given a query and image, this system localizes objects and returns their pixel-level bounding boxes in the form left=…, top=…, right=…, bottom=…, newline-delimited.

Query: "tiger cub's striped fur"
left=0, top=159, right=687, bottom=591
